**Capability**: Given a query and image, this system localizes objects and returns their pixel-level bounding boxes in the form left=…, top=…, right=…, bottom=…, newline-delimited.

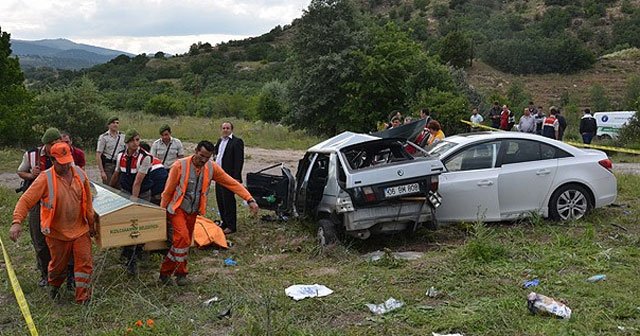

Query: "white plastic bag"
left=365, top=297, right=404, bottom=315
left=285, top=284, right=334, bottom=301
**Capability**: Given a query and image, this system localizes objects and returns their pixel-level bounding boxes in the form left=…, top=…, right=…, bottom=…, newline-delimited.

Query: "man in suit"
left=214, top=122, right=245, bottom=234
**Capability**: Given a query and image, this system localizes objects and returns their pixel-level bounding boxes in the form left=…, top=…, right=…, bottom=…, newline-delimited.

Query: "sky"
left=0, top=0, right=312, bottom=55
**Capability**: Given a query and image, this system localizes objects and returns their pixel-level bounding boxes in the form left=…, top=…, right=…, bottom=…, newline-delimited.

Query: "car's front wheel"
left=549, top=184, right=592, bottom=221
left=317, top=219, right=339, bottom=247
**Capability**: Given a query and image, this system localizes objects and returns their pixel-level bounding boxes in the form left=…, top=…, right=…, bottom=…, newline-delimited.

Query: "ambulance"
left=593, top=111, right=636, bottom=140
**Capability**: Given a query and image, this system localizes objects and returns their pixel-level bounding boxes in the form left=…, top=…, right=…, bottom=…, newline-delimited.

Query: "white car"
left=425, top=132, right=617, bottom=222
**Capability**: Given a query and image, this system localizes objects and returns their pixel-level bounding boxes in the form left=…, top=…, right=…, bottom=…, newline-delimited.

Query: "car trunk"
left=337, top=138, right=444, bottom=206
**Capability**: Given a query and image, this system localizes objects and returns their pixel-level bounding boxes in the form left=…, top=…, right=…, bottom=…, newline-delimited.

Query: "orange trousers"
left=160, top=208, right=197, bottom=276
left=45, top=233, right=93, bottom=303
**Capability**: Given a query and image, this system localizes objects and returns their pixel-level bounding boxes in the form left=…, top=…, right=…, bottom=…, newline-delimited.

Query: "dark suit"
left=214, top=135, right=244, bottom=232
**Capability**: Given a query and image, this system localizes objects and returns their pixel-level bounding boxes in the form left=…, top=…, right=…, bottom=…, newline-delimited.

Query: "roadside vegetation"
left=0, top=173, right=638, bottom=335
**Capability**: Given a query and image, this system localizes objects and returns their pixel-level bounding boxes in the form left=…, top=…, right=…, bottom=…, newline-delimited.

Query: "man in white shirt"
left=214, top=122, right=245, bottom=234
left=150, top=124, right=185, bottom=170
left=470, top=108, right=483, bottom=131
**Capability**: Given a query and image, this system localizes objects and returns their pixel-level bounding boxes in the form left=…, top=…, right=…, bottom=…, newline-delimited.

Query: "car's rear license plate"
left=384, top=183, right=420, bottom=198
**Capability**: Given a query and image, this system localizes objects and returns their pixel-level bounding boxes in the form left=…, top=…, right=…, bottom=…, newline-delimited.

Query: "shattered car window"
left=342, top=140, right=412, bottom=170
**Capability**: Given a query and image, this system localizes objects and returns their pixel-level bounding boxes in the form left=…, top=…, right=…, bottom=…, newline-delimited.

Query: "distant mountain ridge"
left=12, top=38, right=134, bottom=70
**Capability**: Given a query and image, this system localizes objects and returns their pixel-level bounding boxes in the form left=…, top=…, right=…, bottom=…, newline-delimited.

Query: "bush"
left=144, top=94, right=184, bottom=117
left=32, top=77, right=108, bottom=149
left=589, top=84, right=610, bottom=112
left=257, top=81, right=289, bottom=122
left=624, top=75, right=640, bottom=110
left=412, top=88, right=469, bottom=136
left=481, top=35, right=595, bottom=74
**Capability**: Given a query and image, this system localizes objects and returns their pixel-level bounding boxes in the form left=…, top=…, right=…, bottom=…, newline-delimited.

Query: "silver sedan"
left=426, top=132, right=617, bottom=222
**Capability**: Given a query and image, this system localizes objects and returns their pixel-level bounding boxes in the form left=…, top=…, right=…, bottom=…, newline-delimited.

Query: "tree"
left=438, top=30, right=473, bottom=68
left=0, top=27, right=35, bottom=146
left=257, top=81, right=288, bottom=122
left=342, top=22, right=457, bottom=132
left=288, top=0, right=365, bottom=134
left=32, top=77, right=108, bottom=149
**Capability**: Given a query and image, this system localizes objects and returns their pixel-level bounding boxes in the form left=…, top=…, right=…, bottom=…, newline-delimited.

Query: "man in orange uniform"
left=10, top=143, right=95, bottom=303
left=160, top=140, right=259, bottom=285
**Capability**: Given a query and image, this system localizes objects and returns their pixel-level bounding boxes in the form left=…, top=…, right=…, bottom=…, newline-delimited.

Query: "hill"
left=12, top=38, right=134, bottom=70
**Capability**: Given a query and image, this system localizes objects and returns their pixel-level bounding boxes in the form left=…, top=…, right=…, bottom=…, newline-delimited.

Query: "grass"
left=118, top=113, right=322, bottom=150
left=0, top=172, right=639, bottom=335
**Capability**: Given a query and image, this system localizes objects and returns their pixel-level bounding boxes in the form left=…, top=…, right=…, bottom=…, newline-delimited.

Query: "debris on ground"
left=365, top=297, right=404, bottom=315
left=611, top=223, right=628, bottom=231
left=202, top=296, right=221, bottom=307
left=523, top=279, right=540, bottom=289
left=285, top=284, right=334, bottom=301
left=363, top=250, right=424, bottom=262
left=426, top=286, right=441, bottom=298
left=586, top=274, right=606, bottom=282
left=224, top=257, right=237, bottom=266
left=217, top=307, right=232, bottom=319
left=527, top=292, right=572, bottom=319
left=432, top=333, right=464, bottom=336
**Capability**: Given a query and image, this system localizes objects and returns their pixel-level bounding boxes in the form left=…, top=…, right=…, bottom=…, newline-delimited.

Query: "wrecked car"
left=247, top=130, right=444, bottom=246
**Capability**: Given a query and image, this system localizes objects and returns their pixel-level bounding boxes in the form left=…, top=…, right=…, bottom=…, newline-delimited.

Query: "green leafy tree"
left=438, top=30, right=473, bottom=68
left=412, top=88, right=468, bottom=135
left=342, top=22, right=456, bottom=132
left=288, top=0, right=365, bottom=134
left=0, top=27, right=35, bottom=146
left=32, top=77, right=108, bottom=149
left=257, top=81, right=288, bottom=122
left=506, top=81, right=531, bottom=117
left=144, top=94, right=184, bottom=117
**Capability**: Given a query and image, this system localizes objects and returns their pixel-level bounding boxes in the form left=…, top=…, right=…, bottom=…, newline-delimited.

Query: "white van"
left=593, top=111, right=637, bottom=140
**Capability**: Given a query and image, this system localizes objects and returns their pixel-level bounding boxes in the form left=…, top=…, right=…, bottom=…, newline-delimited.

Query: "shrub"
left=144, top=94, right=184, bottom=117
left=257, top=81, right=289, bottom=122
left=589, top=84, right=610, bottom=112
left=624, top=76, right=640, bottom=110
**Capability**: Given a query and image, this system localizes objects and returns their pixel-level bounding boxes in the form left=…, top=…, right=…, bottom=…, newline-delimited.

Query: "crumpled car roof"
left=308, top=131, right=381, bottom=153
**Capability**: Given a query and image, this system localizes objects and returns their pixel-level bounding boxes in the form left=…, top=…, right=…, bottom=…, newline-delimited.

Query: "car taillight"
left=598, top=159, right=613, bottom=172
left=363, top=187, right=376, bottom=202
left=430, top=175, right=439, bottom=191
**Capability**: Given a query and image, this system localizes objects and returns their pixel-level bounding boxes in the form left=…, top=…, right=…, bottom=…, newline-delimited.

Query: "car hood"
left=308, top=132, right=381, bottom=153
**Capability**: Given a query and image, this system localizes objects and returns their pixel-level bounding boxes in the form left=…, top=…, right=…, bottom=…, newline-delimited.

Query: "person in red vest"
left=11, top=142, right=95, bottom=304
left=542, top=107, right=560, bottom=140
left=15, top=127, right=61, bottom=287
left=159, top=140, right=259, bottom=286
left=110, top=129, right=168, bottom=275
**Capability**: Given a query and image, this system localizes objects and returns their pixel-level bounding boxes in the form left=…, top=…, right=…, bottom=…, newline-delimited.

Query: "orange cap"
left=50, top=143, right=74, bottom=164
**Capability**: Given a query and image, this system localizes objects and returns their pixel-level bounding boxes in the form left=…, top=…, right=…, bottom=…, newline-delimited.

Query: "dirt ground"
left=0, top=144, right=305, bottom=190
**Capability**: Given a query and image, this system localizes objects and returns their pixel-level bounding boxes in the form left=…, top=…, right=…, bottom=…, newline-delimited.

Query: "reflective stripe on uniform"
left=171, top=246, right=190, bottom=254
left=74, top=272, right=91, bottom=279
left=75, top=282, right=91, bottom=288
left=167, top=159, right=188, bottom=214
left=43, top=170, right=55, bottom=209
left=166, top=253, right=186, bottom=263
left=73, top=166, right=85, bottom=183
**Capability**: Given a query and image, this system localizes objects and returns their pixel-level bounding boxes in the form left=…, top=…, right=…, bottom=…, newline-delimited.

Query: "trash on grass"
left=285, top=284, right=334, bottom=301
left=523, top=279, right=540, bottom=288
left=426, top=286, right=441, bottom=298
left=202, top=296, right=221, bottom=307
left=224, top=257, right=237, bottom=266
left=217, top=307, right=232, bottom=319
left=366, top=297, right=404, bottom=315
left=527, top=292, right=571, bottom=319
left=432, top=333, right=464, bottom=336
left=586, top=274, right=606, bottom=282
left=363, top=250, right=424, bottom=262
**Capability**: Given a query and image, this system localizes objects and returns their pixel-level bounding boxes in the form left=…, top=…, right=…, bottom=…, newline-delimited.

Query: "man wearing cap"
left=110, top=129, right=168, bottom=275
left=159, top=140, right=259, bottom=286
left=150, top=124, right=184, bottom=170
left=61, top=131, right=86, bottom=169
left=16, top=127, right=61, bottom=287
left=11, top=143, right=95, bottom=304
left=96, top=117, right=125, bottom=184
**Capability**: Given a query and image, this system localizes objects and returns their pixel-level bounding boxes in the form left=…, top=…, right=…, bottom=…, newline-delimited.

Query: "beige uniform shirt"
left=96, top=131, right=125, bottom=161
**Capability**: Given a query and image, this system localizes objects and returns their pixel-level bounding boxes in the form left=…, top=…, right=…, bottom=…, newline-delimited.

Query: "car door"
left=294, top=152, right=316, bottom=217
left=497, top=139, right=558, bottom=219
left=437, top=141, right=502, bottom=223
left=245, top=163, right=295, bottom=215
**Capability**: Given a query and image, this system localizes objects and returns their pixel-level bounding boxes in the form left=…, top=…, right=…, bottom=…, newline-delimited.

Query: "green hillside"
left=11, top=0, right=640, bottom=145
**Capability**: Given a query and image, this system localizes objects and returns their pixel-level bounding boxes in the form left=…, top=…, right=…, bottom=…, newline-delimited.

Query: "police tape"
left=459, top=119, right=640, bottom=155
left=0, top=236, right=39, bottom=336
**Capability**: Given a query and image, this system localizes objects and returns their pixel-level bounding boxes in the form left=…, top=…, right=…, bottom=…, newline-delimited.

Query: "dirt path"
left=0, top=145, right=305, bottom=190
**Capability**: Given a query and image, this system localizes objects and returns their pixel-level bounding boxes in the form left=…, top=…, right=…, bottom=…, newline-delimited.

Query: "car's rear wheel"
left=317, top=219, right=339, bottom=247
left=549, top=184, right=592, bottom=221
